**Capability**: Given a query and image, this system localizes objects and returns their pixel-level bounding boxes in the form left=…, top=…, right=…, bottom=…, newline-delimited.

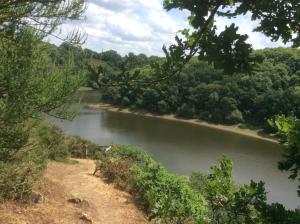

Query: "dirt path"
left=0, top=159, right=148, bottom=224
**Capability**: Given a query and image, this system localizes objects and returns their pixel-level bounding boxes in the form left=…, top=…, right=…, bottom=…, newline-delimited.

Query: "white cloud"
left=48, top=0, right=289, bottom=56
left=49, top=0, right=179, bottom=56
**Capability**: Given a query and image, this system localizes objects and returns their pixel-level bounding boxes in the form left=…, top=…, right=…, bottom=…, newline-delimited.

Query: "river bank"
left=87, top=102, right=278, bottom=144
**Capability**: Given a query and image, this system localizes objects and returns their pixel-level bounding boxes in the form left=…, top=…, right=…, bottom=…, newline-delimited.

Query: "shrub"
left=121, top=96, right=131, bottom=106
left=100, top=159, right=133, bottom=190
left=97, top=145, right=147, bottom=190
left=97, top=145, right=208, bottom=223
left=157, top=100, right=170, bottom=114
left=103, top=145, right=148, bottom=163
left=36, top=123, right=70, bottom=162
left=0, top=146, right=47, bottom=200
left=132, top=160, right=208, bottom=224
left=94, top=144, right=300, bottom=224
left=189, top=172, right=208, bottom=193
left=189, top=157, right=265, bottom=224
left=189, top=157, right=300, bottom=224
left=65, top=136, right=104, bottom=159
left=0, top=120, right=50, bottom=200
left=177, top=103, right=196, bottom=118
left=225, top=109, right=244, bottom=124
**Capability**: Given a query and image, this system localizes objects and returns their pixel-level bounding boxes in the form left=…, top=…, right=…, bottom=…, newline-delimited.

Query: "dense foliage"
left=91, top=48, right=299, bottom=126
left=0, top=30, right=83, bottom=162
left=47, top=44, right=300, bottom=127
left=0, top=119, right=65, bottom=200
left=157, top=1, right=300, bottom=205
left=93, top=145, right=300, bottom=224
left=0, top=120, right=48, bottom=199
left=0, top=0, right=85, bottom=199
left=190, top=157, right=264, bottom=224
left=143, top=0, right=300, bottom=85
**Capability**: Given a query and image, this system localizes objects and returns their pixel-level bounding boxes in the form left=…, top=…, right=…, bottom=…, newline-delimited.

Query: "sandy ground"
left=0, top=159, right=148, bottom=224
left=87, top=103, right=277, bottom=144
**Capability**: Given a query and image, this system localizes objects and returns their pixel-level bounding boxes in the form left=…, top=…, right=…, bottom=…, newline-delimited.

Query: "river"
left=50, top=90, right=299, bottom=209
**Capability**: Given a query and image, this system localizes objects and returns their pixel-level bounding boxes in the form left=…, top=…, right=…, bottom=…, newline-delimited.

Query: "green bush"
left=0, top=146, right=48, bottom=200
left=121, top=96, right=131, bottom=106
left=104, top=145, right=147, bottom=162
left=102, top=147, right=297, bottom=224
left=189, top=157, right=300, bottom=224
left=97, top=145, right=208, bottom=223
left=225, top=109, right=244, bottom=124
left=190, top=157, right=265, bottom=224
left=36, top=123, right=70, bottom=162
left=132, top=160, right=208, bottom=224
left=0, top=120, right=50, bottom=200
left=157, top=100, right=170, bottom=114
left=177, top=103, right=196, bottom=118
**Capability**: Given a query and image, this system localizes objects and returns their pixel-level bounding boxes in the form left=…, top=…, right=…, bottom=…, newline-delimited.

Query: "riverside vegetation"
left=49, top=45, right=300, bottom=128
left=2, top=119, right=299, bottom=223
left=1, top=0, right=300, bottom=223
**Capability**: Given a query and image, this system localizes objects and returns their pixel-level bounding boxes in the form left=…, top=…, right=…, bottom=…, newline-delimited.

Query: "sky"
left=49, top=0, right=289, bottom=56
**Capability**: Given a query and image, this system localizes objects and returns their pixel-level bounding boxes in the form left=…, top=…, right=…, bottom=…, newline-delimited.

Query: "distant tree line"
left=47, top=42, right=159, bottom=72
left=54, top=45, right=299, bottom=128
left=47, top=43, right=300, bottom=127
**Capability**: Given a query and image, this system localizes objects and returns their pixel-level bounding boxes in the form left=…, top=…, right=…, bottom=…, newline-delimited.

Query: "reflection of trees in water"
left=99, top=108, right=280, bottom=156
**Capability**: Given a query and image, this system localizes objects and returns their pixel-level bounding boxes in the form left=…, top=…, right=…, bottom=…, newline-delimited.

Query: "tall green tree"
left=0, top=0, right=86, bottom=161
left=0, top=30, right=82, bottom=162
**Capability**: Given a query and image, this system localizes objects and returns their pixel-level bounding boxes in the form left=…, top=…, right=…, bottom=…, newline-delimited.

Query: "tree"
left=100, top=50, right=123, bottom=68
left=100, top=47, right=300, bottom=126
left=190, top=156, right=266, bottom=224
left=156, top=0, right=300, bottom=82
left=124, top=53, right=150, bottom=70
left=0, top=6, right=86, bottom=203
left=0, top=28, right=83, bottom=163
left=0, top=0, right=86, bottom=160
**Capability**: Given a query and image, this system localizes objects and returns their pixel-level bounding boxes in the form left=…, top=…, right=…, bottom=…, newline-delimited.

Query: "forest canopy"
left=52, top=43, right=300, bottom=127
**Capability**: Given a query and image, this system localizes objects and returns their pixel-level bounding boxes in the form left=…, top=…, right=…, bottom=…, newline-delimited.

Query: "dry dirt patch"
left=0, top=159, right=148, bottom=224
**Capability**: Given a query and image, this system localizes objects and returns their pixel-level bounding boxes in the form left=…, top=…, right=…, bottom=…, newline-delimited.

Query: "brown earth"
left=0, top=159, right=148, bottom=224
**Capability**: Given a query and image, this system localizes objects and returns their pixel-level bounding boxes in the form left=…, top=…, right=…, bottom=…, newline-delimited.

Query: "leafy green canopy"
left=159, top=0, right=300, bottom=78
left=99, top=48, right=300, bottom=126
left=0, top=0, right=86, bottom=162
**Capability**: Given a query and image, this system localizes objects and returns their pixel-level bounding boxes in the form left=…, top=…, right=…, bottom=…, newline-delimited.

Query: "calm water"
left=50, top=91, right=299, bottom=209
